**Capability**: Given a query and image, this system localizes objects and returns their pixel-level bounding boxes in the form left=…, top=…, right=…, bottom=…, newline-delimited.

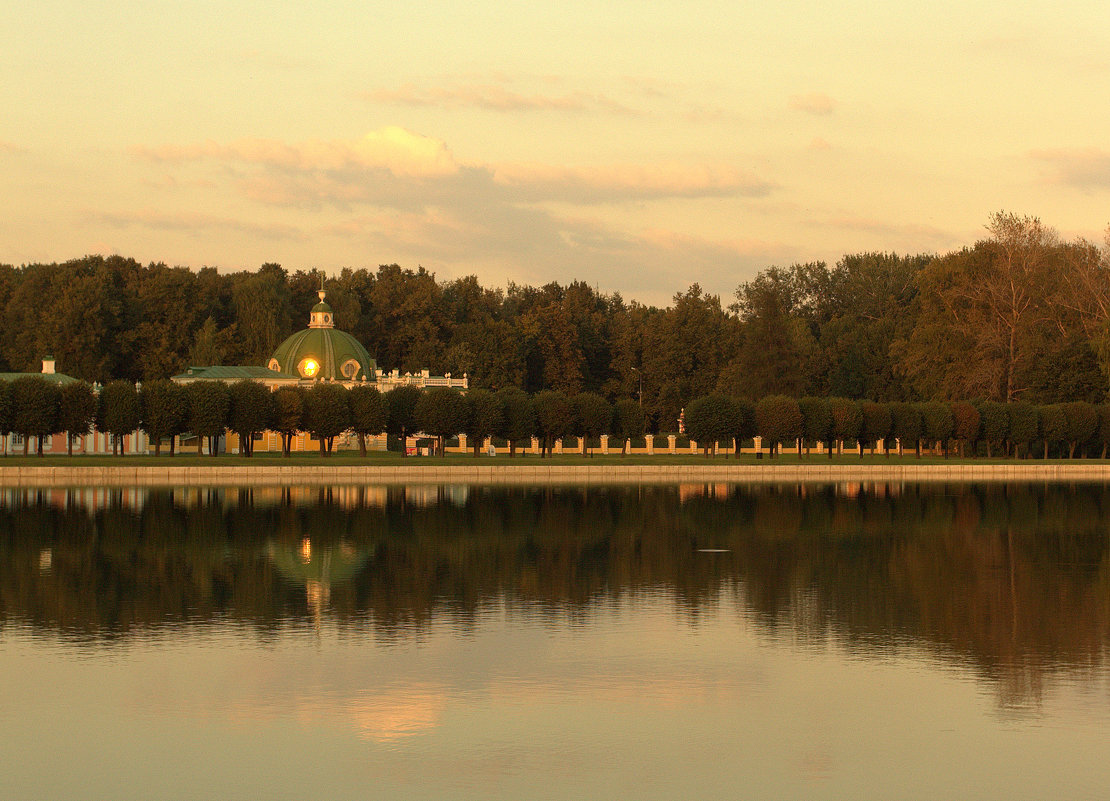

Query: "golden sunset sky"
left=2, top=1, right=1108, bottom=304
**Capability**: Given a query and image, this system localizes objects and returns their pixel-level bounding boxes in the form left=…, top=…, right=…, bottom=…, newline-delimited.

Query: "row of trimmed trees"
left=6, top=373, right=1109, bottom=459
left=0, top=377, right=650, bottom=458
left=683, top=394, right=1110, bottom=458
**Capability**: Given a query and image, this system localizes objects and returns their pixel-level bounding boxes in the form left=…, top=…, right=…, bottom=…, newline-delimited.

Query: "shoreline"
left=3, top=463, right=1110, bottom=486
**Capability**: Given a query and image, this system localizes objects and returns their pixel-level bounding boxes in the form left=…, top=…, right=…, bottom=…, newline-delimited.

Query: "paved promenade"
left=2, top=462, right=1110, bottom=486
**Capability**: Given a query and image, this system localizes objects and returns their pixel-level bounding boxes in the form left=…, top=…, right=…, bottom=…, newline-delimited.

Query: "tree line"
left=4, top=211, right=1110, bottom=432
left=5, top=373, right=1110, bottom=459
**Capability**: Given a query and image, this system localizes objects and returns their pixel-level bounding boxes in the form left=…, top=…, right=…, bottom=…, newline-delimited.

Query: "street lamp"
left=630, top=366, right=642, bottom=408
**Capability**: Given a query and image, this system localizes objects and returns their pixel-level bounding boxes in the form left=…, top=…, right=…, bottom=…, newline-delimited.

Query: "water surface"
left=1, top=483, right=1108, bottom=800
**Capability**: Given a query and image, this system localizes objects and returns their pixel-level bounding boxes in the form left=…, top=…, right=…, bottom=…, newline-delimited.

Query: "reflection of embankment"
left=1, top=483, right=1107, bottom=705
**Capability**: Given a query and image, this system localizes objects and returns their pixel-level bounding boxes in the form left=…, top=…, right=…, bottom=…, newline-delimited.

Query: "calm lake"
left=2, top=482, right=1108, bottom=800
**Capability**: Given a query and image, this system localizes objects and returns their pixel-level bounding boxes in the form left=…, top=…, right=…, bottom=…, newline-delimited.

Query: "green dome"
left=268, top=290, right=376, bottom=381
left=270, top=327, right=376, bottom=381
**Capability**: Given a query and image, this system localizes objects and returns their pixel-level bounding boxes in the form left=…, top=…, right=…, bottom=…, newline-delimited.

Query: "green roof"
left=270, top=327, right=376, bottom=381
left=0, top=371, right=79, bottom=385
left=171, top=365, right=297, bottom=381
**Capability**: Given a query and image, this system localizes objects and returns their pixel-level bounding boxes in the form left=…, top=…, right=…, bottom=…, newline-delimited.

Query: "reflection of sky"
left=2, top=594, right=1109, bottom=800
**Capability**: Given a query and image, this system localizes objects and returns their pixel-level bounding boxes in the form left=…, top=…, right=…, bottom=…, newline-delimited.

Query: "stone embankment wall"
left=2, top=464, right=1110, bottom=487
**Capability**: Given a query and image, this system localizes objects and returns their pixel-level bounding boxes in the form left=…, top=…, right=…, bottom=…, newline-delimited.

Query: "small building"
left=0, top=357, right=147, bottom=455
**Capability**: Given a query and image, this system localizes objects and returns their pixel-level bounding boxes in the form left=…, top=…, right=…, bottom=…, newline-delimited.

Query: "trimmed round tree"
left=414, top=387, right=467, bottom=456
left=1062, top=401, right=1098, bottom=459
left=950, top=402, right=981, bottom=458
left=185, top=380, right=231, bottom=457
left=0, top=381, right=11, bottom=454
left=272, top=385, right=306, bottom=457
left=304, top=382, right=351, bottom=456
left=977, top=401, right=1009, bottom=458
left=11, top=376, right=61, bottom=456
left=139, top=378, right=185, bottom=457
left=754, top=395, right=802, bottom=458
left=1039, top=404, right=1068, bottom=460
left=611, top=398, right=646, bottom=456
left=798, top=396, right=833, bottom=458
left=385, top=384, right=423, bottom=456
left=228, top=379, right=275, bottom=457
left=890, top=402, right=923, bottom=457
left=495, top=387, right=535, bottom=457
left=861, top=401, right=893, bottom=458
left=728, top=397, right=756, bottom=460
left=921, top=401, right=954, bottom=458
left=58, top=380, right=97, bottom=456
left=571, top=392, right=612, bottom=457
left=1097, top=405, right=1110, bottom=460
left=684, top=394, right=735, bottom=457
left=98, top=380, right=141, bottom=457
left=348, top=384, right=386, bottom=457
left=829, top=397, right=863, bottom=457
left=462, top=389, right=503, bottom=457
left=533, top=389, right=575, bottom=458
left=1007, top=402, right=1039, bottom=459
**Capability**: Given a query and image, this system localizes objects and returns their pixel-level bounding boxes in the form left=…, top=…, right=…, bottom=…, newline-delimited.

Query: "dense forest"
left=4, top=212, right=1110, bottom=431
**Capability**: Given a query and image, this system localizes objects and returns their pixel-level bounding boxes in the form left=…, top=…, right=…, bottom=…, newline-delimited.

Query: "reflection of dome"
left=267, top=539, right=370, bottom=586
left=269, top=290, right=377, bottom=380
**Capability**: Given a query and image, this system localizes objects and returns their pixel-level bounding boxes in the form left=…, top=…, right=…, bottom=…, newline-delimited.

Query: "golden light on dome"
left=300, top=358, right=319, bottom=378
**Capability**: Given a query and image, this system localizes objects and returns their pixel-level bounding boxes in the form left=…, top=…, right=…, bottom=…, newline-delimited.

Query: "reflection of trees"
left=1, top=483, right=1108, bottom=704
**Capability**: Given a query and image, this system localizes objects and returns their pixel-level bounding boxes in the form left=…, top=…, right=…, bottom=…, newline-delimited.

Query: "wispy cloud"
left=815, top=214, right=956, bottom=246
left=493, top=163, right=775, bottom=202
left=364, top=83, right=635, bottom=114
left=788, top=92, right=836, bottom=115
left=1029, top=147, right=1110, bottom=190
left=91, top=208, right=306, bottom=240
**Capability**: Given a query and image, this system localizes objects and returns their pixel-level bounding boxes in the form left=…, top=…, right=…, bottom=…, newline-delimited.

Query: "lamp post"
left=630, top=366, right=642, bottom=409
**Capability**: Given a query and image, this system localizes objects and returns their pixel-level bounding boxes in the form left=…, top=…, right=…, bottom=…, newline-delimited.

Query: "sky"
left=3, top=0, right=1110, bottom=307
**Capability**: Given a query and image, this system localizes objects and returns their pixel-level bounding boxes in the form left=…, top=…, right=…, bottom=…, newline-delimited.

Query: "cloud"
left=1029, top=147, right=1110, bottom=190
left=808, top=137, right=832, bottom=151
left=493, top=163, right=775, bottom=202
left=0, top=141, right=27, bottom=154
left=365, top=83, right=634, bottom=114
left=788, top=92, right=836, bottom=115
left=92, top=208, right=305, bottom=240
left=815, top=215, right=957, bottom=246
left=126, top=128, right=781, bottom=304
left=133, top=127, right=459, bottom=177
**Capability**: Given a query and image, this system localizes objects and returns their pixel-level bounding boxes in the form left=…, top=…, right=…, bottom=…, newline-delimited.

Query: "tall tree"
left=900, top=213, right=1062, bottom=402
left=730, top=268, right=815, bottom=399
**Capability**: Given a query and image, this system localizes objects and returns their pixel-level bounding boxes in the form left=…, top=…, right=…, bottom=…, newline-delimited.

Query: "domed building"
left=171, top=289, right=467, bottom=452
left=267, top=290, right=376, bottom=382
